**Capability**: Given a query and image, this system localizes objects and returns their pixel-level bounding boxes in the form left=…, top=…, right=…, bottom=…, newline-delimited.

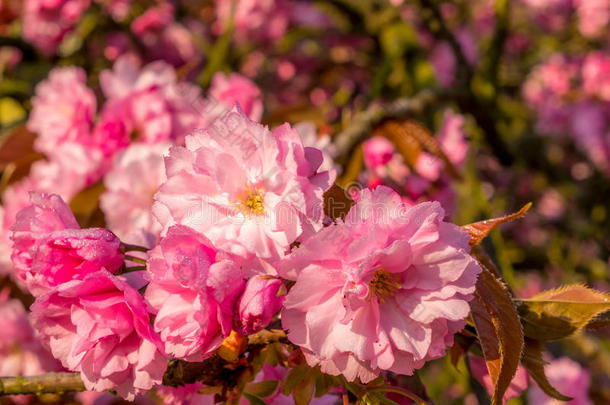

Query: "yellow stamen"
left=368, top=268, right=401, bottom=302
left=236, top=186, right=265, bottom=216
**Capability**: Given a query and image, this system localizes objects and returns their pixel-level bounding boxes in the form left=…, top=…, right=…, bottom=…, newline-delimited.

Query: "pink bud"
left=363, top=136, right=395, bottom=169
left=235, top=276, right=285, bottom=335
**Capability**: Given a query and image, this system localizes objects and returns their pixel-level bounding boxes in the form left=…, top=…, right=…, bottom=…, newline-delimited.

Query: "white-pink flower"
left=210, top=72, right=263, bottom=121
left=100, top=143, right=170, bottom=247
left=294, top=121, right=339, bottom=174
left=281, top=186, right=481, bottom=382
left=99, top=56, right=210, bottom=145
left=27, top=66, right=97, bottom=157
left=145, top=225, right=245, bottom=361
left=0, top=288, right=60, bottom=377
left=30, top=270, right=167, bottom=400
left=214, top=0, right=291, bottom=42
left=153, top=108, right=335, bottom=261
left=22, top=0, right=90, bottom=54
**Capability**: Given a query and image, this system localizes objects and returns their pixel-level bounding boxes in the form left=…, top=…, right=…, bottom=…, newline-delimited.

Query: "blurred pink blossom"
left=575, top=0, right=610, bottom=39
left=582, top=51, right=610, bottom=102
left=209, top=72, right=263, bottom=121
left=27, top=66, right=96, bottom=157
left=100, top=55, right=208, bottom=145
left=529, top=357, right=592, bottom=405
left=0, top=288, right=60, bottom=377
left=363, top=136, right=395, bottom=169
left=156, top=383, right=214, bottom=405
left=22, top=0, right=90, bottom=54
left=214, top=0, right=291, bottom=43
left=100, top=143, right=170, bottom=247
left=95, top=0, right=131, bottom=21
left=468, top=355, right=529, bottom=402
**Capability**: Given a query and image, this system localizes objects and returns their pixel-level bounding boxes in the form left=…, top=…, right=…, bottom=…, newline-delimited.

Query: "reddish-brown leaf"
left=323, top=184, right=354, bottom=220
left=0, top=126, right=43, bottom=193
left=463, top=203, right=532, bottom=246
left=520, top=338, right=572, bottom=401
left=469, top=266, right=524, bottom=405
left=69, top=182, right=106, bottom=228
left=516, top=285, right=610, bottom=341
left=374, top=120, right=422, bottom=167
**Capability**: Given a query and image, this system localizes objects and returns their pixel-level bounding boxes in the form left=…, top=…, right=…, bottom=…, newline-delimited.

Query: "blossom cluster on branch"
left=0, top=0, right=609, bottom=404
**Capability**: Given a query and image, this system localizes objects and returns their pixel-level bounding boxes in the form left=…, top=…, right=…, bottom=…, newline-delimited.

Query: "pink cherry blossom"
left=0, top=288, right=60, bottom=377
left=235, top=275, right=285, bottom=335
left=156, top=383, right=215, bottom=405
left=281, top=186, right=482, bottom=382
left=27, top=66, right=96, bottom=157
left=100, top=143, right=170, bottom=247
left=0, top=158, right=91, bottom=282
left=94, top=0, right=130, bottom=21
left=100, top=55, right=210, bottom=145
left=468, top=355, right=529, bottom=402
left=528, top=357, right=593, bottom=405
left=209, top=72, right=263, bottom=121
left=363, top=136, right=395, bottom=169
left=129, top=3, right=196, bottom=67
left=31, top=270, right=167, bottom=400
left=575, top=0, right=610, bottom=39
left=10, top=192, right=124, bottom=296
left=153, top=108, right=335, bottom=261
left=214, top=0, right=291, bottom=43
left=294, top=121, right=339, bottom=174
left=22, top=0, right=90, bottom=54
left=145, top=225, right=245, bottom=361
left=582, top=51, right=610, bottom=102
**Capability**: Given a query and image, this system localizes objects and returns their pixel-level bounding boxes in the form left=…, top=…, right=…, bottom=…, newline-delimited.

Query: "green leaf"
left=380, top=23, right=416, bottom=57
left=244, top=380, right=279, bottom=398
left=520, top=338, right=572, bottom=401
left=314, top=373, right=339, bottom=398
left=469, top=266, right=524, bottom=405
left=293, top=372, right=315, bottom=405
left=516, top=285, right=610, bottom=341
left=282, top=365, right=309, bottom=396
left=242, top=392, right=268, bottom=405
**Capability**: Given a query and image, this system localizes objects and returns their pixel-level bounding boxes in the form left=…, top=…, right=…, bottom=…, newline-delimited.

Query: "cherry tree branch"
left=0, top=373, right=85, bottom=395
left=0, top=329, right=288, bottom=396
left=333, top=90, right=439, bottom=162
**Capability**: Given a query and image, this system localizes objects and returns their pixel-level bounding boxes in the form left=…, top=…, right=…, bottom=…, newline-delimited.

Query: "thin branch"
left=333, top=90, right=438, bottom=161
left=0, top=373, right=85, bottom=395
left=0, top=329, right=288, bottom=396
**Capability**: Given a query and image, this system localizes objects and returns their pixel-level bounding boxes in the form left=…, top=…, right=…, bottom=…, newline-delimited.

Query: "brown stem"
left=0, top=329, right=288, bottom=396
left=0, top=373, right=85, bottom=395
left=334, top=90, right=438, bottom=162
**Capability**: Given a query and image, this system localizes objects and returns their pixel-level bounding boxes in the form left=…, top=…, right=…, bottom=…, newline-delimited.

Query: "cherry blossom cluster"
left=1, top=57, right=483, bottom=401
left=523, top=52, right=610, bottom=175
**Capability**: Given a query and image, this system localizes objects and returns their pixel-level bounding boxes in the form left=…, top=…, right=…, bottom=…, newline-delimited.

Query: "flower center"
left=236, top=186, right=265, bottom=216
left=368, top=268, right=401, bottom=302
